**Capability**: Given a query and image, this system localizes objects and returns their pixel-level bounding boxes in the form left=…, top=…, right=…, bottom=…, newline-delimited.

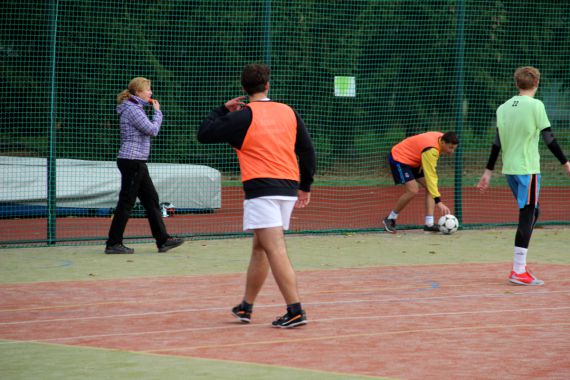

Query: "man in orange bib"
left=198, top=64, right=316, bottom=328
left=383, top=131, right=459, bottom=233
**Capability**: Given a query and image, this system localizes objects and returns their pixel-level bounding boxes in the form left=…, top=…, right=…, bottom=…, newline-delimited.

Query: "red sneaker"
left=509, top=267, right=544, bottom=286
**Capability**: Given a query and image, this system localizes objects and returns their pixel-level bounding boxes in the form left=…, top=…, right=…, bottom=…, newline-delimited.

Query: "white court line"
left=1, top=305, right=569, bottom=346
left=0, top=289, right=568, bottom=326
left=0, top=277, right=559, bottom=313
left=0, top=282, right=437, bottom=313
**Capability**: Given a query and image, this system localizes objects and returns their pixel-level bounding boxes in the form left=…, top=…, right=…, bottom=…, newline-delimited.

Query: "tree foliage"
left=1, top=0, right=569, bottom=173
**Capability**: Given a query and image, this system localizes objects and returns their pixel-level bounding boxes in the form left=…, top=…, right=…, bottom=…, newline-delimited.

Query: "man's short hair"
left=241, top=63, right=270, bottom=95
left=442, top=131, right=459, bottom=145
left=514, top=66, right=540, bottom=90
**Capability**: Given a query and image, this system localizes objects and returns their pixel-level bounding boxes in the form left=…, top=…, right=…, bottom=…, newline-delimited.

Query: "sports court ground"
left=1, top=228, right=569, bottom=379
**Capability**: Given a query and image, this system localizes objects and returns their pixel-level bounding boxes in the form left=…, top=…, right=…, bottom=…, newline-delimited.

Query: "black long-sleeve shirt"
left=198, top=101, right=316, bottom=199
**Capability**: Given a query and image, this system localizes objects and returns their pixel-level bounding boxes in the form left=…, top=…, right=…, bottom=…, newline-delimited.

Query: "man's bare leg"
left=243, top=233, right=270, bottom=304
left=417, top=178, right=435, bottom=217
left=254, top=227, right=300, bottom=305
left=393, top=179, right=420, bottom=213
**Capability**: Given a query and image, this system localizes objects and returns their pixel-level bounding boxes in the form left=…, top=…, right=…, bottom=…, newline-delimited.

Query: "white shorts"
left=243, top=196, right=297, bottom=232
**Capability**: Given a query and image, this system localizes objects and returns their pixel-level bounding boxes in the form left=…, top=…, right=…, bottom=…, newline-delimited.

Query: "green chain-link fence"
left=1, top=0, right=569, bottom=247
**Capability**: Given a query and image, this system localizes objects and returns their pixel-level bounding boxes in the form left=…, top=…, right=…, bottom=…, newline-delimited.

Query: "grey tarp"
left=0, top=156, right=221, bottom=212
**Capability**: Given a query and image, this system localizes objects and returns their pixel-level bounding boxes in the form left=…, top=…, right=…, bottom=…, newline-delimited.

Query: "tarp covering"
left=0, top=156, right=221, bottom=213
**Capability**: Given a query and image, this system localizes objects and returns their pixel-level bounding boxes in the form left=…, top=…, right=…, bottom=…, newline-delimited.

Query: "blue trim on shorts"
left=388, top=153, right=423, bottom=185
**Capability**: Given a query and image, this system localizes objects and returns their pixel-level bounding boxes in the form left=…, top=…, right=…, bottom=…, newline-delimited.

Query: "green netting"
left=1, top=0, right=569, bottom=247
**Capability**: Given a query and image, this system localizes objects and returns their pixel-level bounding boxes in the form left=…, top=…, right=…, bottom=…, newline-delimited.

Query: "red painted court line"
left=1, top=263, right=569, bottom=379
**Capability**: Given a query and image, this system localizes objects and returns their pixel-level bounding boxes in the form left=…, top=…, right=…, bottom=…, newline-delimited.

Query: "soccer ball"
left=438, top=214, right=459, bottom=234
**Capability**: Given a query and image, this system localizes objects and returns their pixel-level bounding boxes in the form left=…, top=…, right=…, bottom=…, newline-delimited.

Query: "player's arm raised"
left=198, top=100, right=251, bottom=148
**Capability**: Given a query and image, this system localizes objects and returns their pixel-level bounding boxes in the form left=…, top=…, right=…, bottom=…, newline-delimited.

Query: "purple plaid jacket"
left=116, top=95, right=163, bottom=160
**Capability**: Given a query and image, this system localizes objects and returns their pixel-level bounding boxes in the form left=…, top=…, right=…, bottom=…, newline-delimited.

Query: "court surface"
left=1, top=228, right=569, bottom=379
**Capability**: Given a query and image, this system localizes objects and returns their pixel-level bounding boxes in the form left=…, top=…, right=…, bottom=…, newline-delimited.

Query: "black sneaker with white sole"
left=272, top=310, right=307, bottom=328
left=383, top=217, right=397, bottom=233
left=231, top=304, right=252, bottom=323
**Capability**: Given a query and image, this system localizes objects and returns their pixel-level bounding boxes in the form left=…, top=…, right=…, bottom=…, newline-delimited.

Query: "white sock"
left=513, top=247, right=528, bottom=274
left=388, top=211, right=399, bottom=220
left=425, top=215, right=434, bottom=226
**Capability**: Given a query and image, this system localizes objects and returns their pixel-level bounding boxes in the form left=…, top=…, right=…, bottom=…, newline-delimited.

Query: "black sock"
left=287, top=302, right=302, bottom=315
left=241, top=300, right=253, bottom=312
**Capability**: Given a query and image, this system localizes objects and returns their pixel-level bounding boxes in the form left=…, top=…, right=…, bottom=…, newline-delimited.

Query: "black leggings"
left=514, top=204, right=539, bottom=249
left=106, top=159, right=168, bottom=247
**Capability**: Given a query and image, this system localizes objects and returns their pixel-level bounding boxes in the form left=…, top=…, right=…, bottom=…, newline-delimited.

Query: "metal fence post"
left=454, top=0, right=465, bottom=223
left=47, top=0, right=59, bottom=245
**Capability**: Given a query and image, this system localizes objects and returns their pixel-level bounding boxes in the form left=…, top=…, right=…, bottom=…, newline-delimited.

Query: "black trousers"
left=106, top=159, right=169, bottom=247
left=515, top=204, right=539, bottom=249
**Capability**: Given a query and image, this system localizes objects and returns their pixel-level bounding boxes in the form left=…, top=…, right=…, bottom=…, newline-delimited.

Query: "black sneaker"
left=158, top=237, right=184, bottom=253
left=272, top=310, right=307, bottom=329
left=104, top=244, right=134, bottom=254
left=423, top=224, right=441, bottom=233
left=231, top=304, right=252, bottom=323
left=383, top=217, right=397, bottom=233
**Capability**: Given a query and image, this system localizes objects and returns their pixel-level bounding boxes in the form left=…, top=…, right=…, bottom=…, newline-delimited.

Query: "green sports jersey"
left=496, top=95, right=550, bottom=175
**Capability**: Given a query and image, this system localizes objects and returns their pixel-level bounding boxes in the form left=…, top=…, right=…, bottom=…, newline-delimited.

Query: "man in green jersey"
left=477, top=66, right=570, bottom=286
